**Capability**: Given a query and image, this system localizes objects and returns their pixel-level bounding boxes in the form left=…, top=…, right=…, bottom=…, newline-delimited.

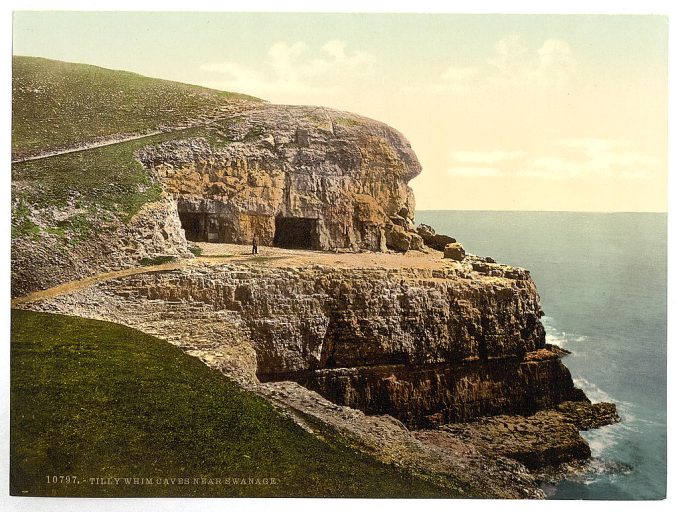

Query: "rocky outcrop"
left=291, top=348, right=586, bottom=428
left=417, top=224, right=457, bottom=251
left=11, top=196, right=191, bottom=297
left=259, top=380, right=544, bottom=499
left=444, top=242, right=466, bottom=261
left=435, top=400, right=620, bottom=469
left=17, top=248, right=618, bottom=494
left=12, top=104, right=427, bottom=297
left=21, top=254, right=596, bottom=429
left=138, top=105, right=423, bottom=252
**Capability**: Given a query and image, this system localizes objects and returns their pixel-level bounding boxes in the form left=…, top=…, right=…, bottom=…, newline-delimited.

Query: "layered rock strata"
left=287, top=348, right=585, bottom=428
left=139, top=105, right=424, bottom=252
left=21, top=254, right=593, bottom=428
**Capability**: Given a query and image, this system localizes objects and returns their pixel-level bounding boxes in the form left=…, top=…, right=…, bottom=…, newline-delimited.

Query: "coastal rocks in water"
left=444, top=242, right=466, bottom=261
left=139, top=105, right=424, bottom=252
left=554, top=400, right=620, bottom=430
left=435, top=399, right=618, bottom=470
left=417, top=223, right=457, bottom=251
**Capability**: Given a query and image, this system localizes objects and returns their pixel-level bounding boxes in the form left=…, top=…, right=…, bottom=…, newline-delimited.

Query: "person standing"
left=252, top=234, right=258, bottom=255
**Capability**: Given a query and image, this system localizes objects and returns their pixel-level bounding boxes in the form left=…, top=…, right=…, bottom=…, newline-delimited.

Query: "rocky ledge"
left=434, top=401, right=619, bottom=470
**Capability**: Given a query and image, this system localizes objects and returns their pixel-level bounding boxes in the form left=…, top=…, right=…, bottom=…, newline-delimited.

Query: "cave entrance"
left=273, top=217, right=319, bottom=250
left=179, top=212, right=223, bottom=242
left=179, top=212, right=204, bottom=242
left=206, top=217, right=220, bottom=242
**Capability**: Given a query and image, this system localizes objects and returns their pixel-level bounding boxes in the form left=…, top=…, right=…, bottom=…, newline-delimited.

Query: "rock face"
left=24, top=255, right=597, bottom=431
left=436, top=400, right=620, bottom=469
left=138, top=105, right=424, bottom=252
left=293, top=348, right=585, bottom=428
left=18, top=247, right=619, bottom=492
left=11, top=197, right=191, bottom=297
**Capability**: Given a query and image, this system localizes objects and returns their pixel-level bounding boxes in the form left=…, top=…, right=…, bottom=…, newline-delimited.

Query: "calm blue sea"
left=415, top=210, right=667, bottom=500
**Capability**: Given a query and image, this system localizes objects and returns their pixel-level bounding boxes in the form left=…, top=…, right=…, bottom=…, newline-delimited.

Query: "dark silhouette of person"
left=252, top=234, right=258, bottom=255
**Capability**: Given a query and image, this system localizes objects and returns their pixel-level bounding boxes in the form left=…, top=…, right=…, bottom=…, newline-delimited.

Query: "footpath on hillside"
left=11, top=243, right=448, bottom=307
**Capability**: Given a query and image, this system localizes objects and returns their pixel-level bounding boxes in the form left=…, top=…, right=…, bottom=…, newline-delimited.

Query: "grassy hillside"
left=11, top=57, right=255, bottom=243
left=10, top=310, right=465, bottom=498
left=12, top=56, right=261, bottom=156
left=11, top=127, right=210, bottom=243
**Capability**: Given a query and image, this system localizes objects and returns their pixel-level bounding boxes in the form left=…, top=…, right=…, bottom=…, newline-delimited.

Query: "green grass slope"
left=11, top=127, right=209, bottom=243
left=12, top=56, right=261, bottom=156
left=10, top=310, right=464, bottom=498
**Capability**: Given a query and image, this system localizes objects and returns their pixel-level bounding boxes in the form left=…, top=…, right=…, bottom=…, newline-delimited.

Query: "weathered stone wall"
left=138, top=105, right=424, bottom=252
left=292, top=350, right=585, bottom=428
left=112, top=263, right=546, bottom=375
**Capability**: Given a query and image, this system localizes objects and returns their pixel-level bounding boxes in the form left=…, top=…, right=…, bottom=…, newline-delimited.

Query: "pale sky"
left=13, top=12, right=668, bottom=211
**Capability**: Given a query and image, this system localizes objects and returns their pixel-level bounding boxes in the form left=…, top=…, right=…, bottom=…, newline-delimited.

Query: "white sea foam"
left=571, top=375, right=642, bottom=459
left=543, top=317, right=588, bottom=348
left=572, top=377, right=615, bottom=404
left=585, top=426, right=620, bottom=457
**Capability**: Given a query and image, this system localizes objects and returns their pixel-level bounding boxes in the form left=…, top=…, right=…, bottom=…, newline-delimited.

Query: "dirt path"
left=10, top=252, right=257, bottom=307
left=198, top=242, right=446, bottom=270
left=11, top=131, right=166, bottom=164
left=11, top=243, right=447, bottom=307
left=11, top=111, right=236, bottom=164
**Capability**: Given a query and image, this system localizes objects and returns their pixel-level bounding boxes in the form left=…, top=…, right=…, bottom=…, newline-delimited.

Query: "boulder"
left=416, top=223, right=435, bottom=237
left=409, top=232, right=425, bottom=251
left=416, top=224, right=457, bottom=251
left=385, top=225, right=412, bottom=252
left=385, top=224, right=424, bottom=253
left=444, top=242, right=466, bottom=261
left=424, top=233, right=457, bottom=251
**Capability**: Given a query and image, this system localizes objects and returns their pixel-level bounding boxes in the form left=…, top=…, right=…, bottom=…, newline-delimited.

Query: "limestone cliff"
left=19, top=248, right=617, bottom=495
left=22, top=253, right=592, bottom=429
left=12, top=104, right=425, bottom=297
left=11, top=197, right=191, bottom=297
left=138, top=105, right=424, bottom=252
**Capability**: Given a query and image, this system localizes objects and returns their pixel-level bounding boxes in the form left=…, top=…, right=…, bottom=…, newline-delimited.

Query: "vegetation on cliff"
left=10, top=309, right=465, bottom=498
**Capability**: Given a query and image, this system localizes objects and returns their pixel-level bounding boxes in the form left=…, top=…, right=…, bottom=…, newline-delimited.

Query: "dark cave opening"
left=179, top=212, right=222, bottom=242
left=273, top=217, right=319, bottom=250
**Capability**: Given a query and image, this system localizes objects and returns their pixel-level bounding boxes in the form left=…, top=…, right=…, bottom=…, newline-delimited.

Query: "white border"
left=1, top=2, right=676, bottom=512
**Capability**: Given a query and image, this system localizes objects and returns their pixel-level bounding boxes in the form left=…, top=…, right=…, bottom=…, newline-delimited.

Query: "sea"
left=415, top=210, right=667, bottom=500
